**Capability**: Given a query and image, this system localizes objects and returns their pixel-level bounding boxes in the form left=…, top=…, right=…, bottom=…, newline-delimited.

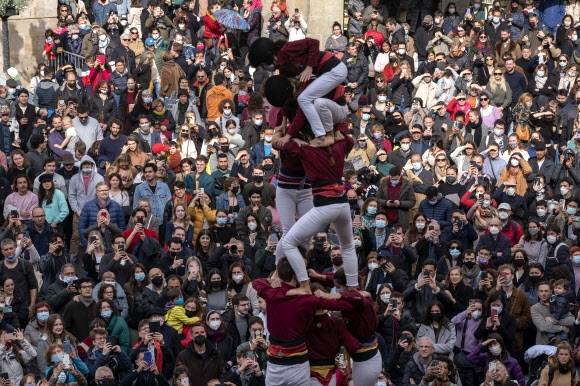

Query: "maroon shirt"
left=306, top=314, right=359, bottom=361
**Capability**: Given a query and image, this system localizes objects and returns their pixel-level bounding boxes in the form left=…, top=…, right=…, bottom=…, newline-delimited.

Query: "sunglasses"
left=457, top=98, right=466, bottom=101
left=436, top=159, right=446, bottom=162
left=494, top=72, right=502, bottom=75
left=480, top=97, right=489, bottom=101
left=480, top=36, right=487, bottom=38
left=376, top=80, right=385, bottom=83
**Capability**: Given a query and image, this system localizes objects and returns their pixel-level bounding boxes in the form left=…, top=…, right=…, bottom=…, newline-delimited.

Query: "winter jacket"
left=0, top=339, right=37, bottom=386
left=43, top=279, right=76, bottom=316
left=208, top=246, right=254, bottom=279
left=539, top=0, right=566, bottom=29
left=388, top=345, right=417, bottom=386
left=374, top=177, right=416, bottom=230
left=84, top=346, right=132, bottom=380
left=78, top=197, right=126, bottom=246
left=88, top=94, right=118, bottom=124
left=32, top=79, right=59, bottom=108
left=377, top=308, right=415, bottom=356
left=39, top=252, right=75, bottom=293
left=184, top=171, right=214, bottom=197
left=531, top=301, right=576, bottom=345
left=504, top=287, right=532, bottom=353
left=175, top=342, right=225, bottom=386
left=365, top=266, right=409, bottom=297
left=160, top=61, right=186, bottom=98
left=418, top=196, right=453, bottom=229
left=402, top=351, right=431, bottom=386
left=451, top=310, right=483, bottom=353
left=473, top=310, right=517, bottom=353
left=402, top=274, right=451, bottom=323
left=466, top=343, right=525, bottom=386
left=545, top=240, right=571, bottom=280
left=416, top=322, right=456, bottom=359
left=55, top=83, right=88, bottom=107
left=475, top=233, right=512, bottom=266
left=93, top=1, right=118, bottom=25
left=342, top=52, right=368, bottom=95
left=105, top=314, right=131, bottom=353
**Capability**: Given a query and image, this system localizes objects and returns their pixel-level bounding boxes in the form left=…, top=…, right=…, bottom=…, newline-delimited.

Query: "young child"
left=164, top=288, right=199, bottom=334
left=54, top=117, right=79, bottom=154
left=43, top=29, right=57, bottom=61
left=548, top=279, right=572, bottom=343
left=74, top=141, right=87, bottom=165
left=167, top=141, right=182, bottom=173
left=343, top=169, right=359, bottom=191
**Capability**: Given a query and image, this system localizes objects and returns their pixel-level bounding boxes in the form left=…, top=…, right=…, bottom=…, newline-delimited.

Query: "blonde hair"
left=62, top=116, right=73, bottom=126
left=488, top=67, right=507, bottom=92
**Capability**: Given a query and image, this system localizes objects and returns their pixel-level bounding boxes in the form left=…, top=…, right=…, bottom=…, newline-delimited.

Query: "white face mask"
left=247, top=222, right=257, bottom=231
left=416, top=222, right=425, bottom=230
left=232, top=274, right=244, bottom=283
left=561, top=187, right=570, bottom=196
left=489, top=226, right=500, bottom=235
left=179, top=24, right=185, bottom=29
left=99, top=35, right=107, bottom=41
left=354, top=239, right=362, bottom=248
left=380, top=293, right=391, bottom=303
left=398, top=49, right=406, bottom=55
left=449, top=8, right=455, bottom=13
left=368, top=262, right=378, bottom=271
left=483, top=200, right=491, bottom=207
left=510, top=159, right=519, bottom=167
left=209, top=320, right=221, bottom=330
left=506, top=187, right=516, bottom=196
left=400, top=143, right=410, bottom=151
left=471, top=310, right=482, bottom=319
left=498, top=211, right=509, bottom=220
left=493, top=129, right=504, bottom=137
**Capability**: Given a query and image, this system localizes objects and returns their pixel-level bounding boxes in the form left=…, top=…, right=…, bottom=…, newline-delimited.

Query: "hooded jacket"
left=68, top=155, right=105, bottom=214
left=175, top=341, right=225, bottom=386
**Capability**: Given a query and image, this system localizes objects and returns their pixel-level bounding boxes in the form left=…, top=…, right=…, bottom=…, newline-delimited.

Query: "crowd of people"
left=6, top=0, right=580, bottom=385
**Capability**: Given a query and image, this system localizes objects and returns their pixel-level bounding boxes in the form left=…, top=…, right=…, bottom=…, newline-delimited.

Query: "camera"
left=230, top=244, right=238, bottom=254
left=565, top=154, right=571, bottom=162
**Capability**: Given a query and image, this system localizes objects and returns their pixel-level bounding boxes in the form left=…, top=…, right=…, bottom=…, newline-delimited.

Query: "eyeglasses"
left=121, top=39, right=130, bottom=41
left=223, top=105, right=231, bottom=108
left=78, top=115, right=88, bottom=120
left=480, top=97, right=489, bottom=101
left=480, top=35, right=487, bottom=39
left=130, top=31, right=138, bottom=35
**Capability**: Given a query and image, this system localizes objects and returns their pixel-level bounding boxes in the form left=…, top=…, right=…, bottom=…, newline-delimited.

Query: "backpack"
left=0, top=259, right=29, bottom=289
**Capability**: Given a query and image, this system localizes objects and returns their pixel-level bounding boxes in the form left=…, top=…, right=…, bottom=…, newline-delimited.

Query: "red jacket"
left=278, top=37, right=321, bottom=77
left=203, top=12, right=223, bottom=39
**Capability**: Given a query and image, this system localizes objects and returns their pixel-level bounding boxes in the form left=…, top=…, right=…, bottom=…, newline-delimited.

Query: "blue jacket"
left=134, top=130, right=162, bottom=154
left=475, top=233, right=512, bottom=266
left=93, top=1, right=118, bottom=25
left=539, top=0, right=565, bottom=28
left=441, top=221, right=479, bottom=251
left=508, top=12, right=525, bottom=41
left=250, top=140, right=273, bottom=164
left=0, top=120, right=14, bottom=156
left=417, top=196, right=453, bottom=229
left=79, top=197, right=126, bottom=246
left=545, top=240, right=571, bottom=280
left=133, top=181, right=171, bottom=221
left=27, top=221, right=50, bottom=256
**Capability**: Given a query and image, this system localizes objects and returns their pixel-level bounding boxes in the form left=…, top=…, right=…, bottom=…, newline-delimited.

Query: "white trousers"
left=266, top=361, right=310, bottom=386
left=280, top=202, right=358, bottom=287
left=275, top=186, right=314, bottom=259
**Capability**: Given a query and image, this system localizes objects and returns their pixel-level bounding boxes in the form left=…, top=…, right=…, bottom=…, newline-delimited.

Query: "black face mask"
left=67, top=82, right=76, bottom=88
left=194, top=335, right=206, bottom=345
left=332, top=257, right=343, bottom=266
left=220, top=145, right=229, bottom=153
left=181, top=132, right=189, bottom=138
left=314, top=244, right=325, bottom=252
left=349, top=198, right=357, bottom=207
left=444, top=70, right=452, bottom=77
left=254, top=175, right=264, bottom=183
left=185, top=310, right=197, bottom=318
left=513, top=259, right=525, bottom=267
left=211, top=281, right=221, bottom=289
left=559, top=363, right=570, bottom=374
left=394, top=117, right=403, bottom=123
left=473, top=27, right=481, bottom=33
left=463, top=261, right=476, bottom=269
left=54, top=246, right=64, bottom=254
left=151, top=276, right=163, bottom=286
left=264, top=164, right=273, bottom=171
left=529, top=275, right=542, bottom=284
left=431, top=313, right=442, bottom=321
left=208, top=129, right=217, bottom=137
left=424, top=22, right=432, bottom=29
left=529, top=22, right=536, bottom=29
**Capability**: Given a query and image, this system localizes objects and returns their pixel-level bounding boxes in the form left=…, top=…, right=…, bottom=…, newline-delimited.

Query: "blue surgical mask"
left=378, top=96, right=387, bottom=103
left=254, top=120, right=263, bottom=126
left=63, top=275, right=77, bottom=284
left=560, top=61, right=567, bottom=67
left=217, top=218, right=227, bottom=226
left=375, top=220, right=387, bottom=229
left=37, top=311, right=50, bottom=322
left=82, top=167, right=92, bottom=173
left=174, top=297, right=184, bottom=306
left=367, top=207, right=377, bottom=215
left=574, top=255, right=580, bottom=265
left=101, top=310, right=113, bottom=318
left=57, top=372, right=67, bottom=384
left=491, top=306, right=503, bottom=314
left=135, top=272, right=146, bottom=282
left=52, top=353, right=63, bottom=363
left=412, top=162, right=422, bottom=171
left=388, top=107, right=394, bottom=113
left=537, top=70, right=545, bottom=77
left=492, top=16, right=500, bottom=23
left=429, top=200, right=438, bottom=205
left=391, top=179, right=400, bottom=186
left=362, top=113, right=371, bottom=121
left=528, top=228, right=539, bottom=236
left=223, top=109, right=231, bottom=115
left=376, top=383, right=387, bottom=386
left=4, top=255, right=16, bottom=262
left=567, top=207, right=577, bottom=215
left=143, top=97, right=152, bottom=103
left=449, top=249, right=461, bottom=258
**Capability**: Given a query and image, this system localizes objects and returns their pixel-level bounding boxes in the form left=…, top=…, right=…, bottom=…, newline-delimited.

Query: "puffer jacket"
left=175, top=342, right=225, bottom=386
left=347, top=0, right=364, bottom=36
left=88, top=94, right=117, bottom=124
left=0, top=339, right=37, bottom=386
left=402, top=274, right=451, bottom=323
left=389, top=345, right=417, bottom=386
left=78, top=197, right=126, bottom=246
left=130, top=285, right=160, bottom=329
left=377, top=308, right=415, bottom=355
left=188, top=204, right=216, bottom=242
left=33, top=79, right=59, bottom=108
left=507, top=11, right=525, bottom=41
left=544, top=240, right=571, bottom=280
left=417, top=195, right=453, bottom=229
left=402, top=351, right=430, bottom=386
left=416, top=322, right=456, bottom=359
left=342, top=52, right=368, bottom=95
left=466, top=342, right=525, bottom=386
left=106, top=314, right=131, bottom=354
left=390, top=74, right=414, bottom=107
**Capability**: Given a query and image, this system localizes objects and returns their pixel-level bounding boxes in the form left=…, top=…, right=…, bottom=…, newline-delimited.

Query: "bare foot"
left=286, top=280, right=312, bottom=296
left=334, top=131, right=345, bottom=142
left=309, top=135, right=334, bottom=148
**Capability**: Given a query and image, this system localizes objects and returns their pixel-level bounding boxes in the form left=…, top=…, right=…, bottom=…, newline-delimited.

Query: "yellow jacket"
left=165, top=305, right=200, bottom=334
left=188, top=204, right=217, bottom=242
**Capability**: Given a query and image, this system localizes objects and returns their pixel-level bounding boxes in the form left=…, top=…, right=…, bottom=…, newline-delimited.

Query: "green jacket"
left=106, top=314, right=131, bottom=354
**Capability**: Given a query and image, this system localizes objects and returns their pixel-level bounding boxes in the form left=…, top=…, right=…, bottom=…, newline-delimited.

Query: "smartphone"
left=560, top=199, right=566, bottom=208
left=313, top=236, right=325, bottom=247
left=246, top=351, right=256, bottom=361
left=62, top=353, right=71, bottom=367
left=390, top=299, right=398, bottom=308
left=9, top=210, right=18, bottom=218
left=64, top=340, right=71, bottom=354
left=295, top=8, right=299, bottom=13
left=0, top=373, right=9, bottom=380
left=428, top=225, right=434, bottom=231
left=3, top=307, right=12, bottom=314
left=96, top=54, right=106, bottom=64
left=431, top=360, right=439, bottom=367
left=149, top=321, right=161, bottom=334
left=23, top=230, right=29, bottom=238
left=270, top=233, right=278, bottom=243
left=500, top=272, right=507, bottom=283
left=106, top=336, right=118, bottom=347
left=200, top=188, right=204, bottom=195
left=137, top=217, right=144, bottom=225
left=100, top=211, right=107, bottom=219
left=118, top=244, right=124, bottom=252
left=254, top=330, right=261, bottom=338
left=469, top=299, right=476, bottom=307
left=466, top=8, right=471, bottom=14
left=423, top=269, right=430, bottom=277
left=143, top=351, right=152, bottom=366
left=90, top=236, right=97, bottom=243
left=373, top=10, right=378, bottom=14
left=477, top=175, right=485, bottom=185
left=404, top=333, right=413, bottom=344
left=489, top=361, right=497, bottom=372
left=68, top=102, right=75, bottom=108
left=490, top=309, right=498, bottom=320
left=535, top=176, right=541, bottom=185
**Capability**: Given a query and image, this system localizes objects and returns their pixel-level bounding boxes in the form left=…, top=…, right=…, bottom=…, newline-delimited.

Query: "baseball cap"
left=145, top=37, right=155, bottom=46
left=498, top=203, right=512, bottom=211
left=6, top=68, right=19, bottom=81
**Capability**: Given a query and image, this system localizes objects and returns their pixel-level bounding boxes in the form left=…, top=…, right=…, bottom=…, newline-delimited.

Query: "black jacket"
left=207, top=246, right=254, bottom=279
left=366, top=267, right=409, bottom=298
left=88, top=94, right=118, bottom=124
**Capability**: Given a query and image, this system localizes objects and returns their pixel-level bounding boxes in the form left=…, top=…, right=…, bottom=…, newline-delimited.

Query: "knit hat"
left=400, top=324, right=417, bottom=337
left=248, top=37, right=276, bottom=67
left=263, top=75, right=293, bottom=107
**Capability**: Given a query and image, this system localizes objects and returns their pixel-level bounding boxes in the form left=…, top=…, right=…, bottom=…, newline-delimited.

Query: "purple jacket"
left=451, top=311, right=483, bottom=352
left=467, top=343, right=525, bottom=386
left=47, top=130, right=71, bottom=161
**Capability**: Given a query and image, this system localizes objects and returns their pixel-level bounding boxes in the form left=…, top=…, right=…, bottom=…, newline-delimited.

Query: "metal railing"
left=45, top=50, right=85, bottom=76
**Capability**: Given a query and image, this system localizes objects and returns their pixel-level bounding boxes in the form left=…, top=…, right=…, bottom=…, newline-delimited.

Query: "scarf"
left=132, top=339, right=164, bottom=370
left=462, top=265, right=481, bottom=286
left=205, top=324, right=228, bottom=342
left=535, top=75, right=547, bottom=89
left=98, top=37, right=110, bottom=49
left=79, top=295, right=94, bottom=308
left=475, top=206, right=497, bottom=230
left=153, top=107, right=166, bottom=116
left=176, top=102, right=189, bottom=125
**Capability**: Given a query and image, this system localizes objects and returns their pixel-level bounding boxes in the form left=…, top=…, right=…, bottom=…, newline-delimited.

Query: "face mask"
left=565, top=21, right=572, bottom=27
left=483, top=200, right=491, bottom=207
left=71, top=34, right=79, bottom=40
left=412, top=162, right=422, bottom=171
left=472, top=310, right=482, bottom=319
left=254, top=120, right=263, bottom=126
left=152, top=34, right=160, bottom=40
left=219, top=65, right=225, bottom=71
left=100, top=88, right=108, bottom=94
left=574, top=255, right=580, bottom=265
left=446, top=176, right=456, bottom=184
left=493, top=129, right=504, bottom=137
left=400, top=143, right=410, bottom=151
left=246, top=220, right=258, bottom=231
left=376, top=383, right=387, bottom=386
left=508, top=143, right=518, bottom=150
left=362, top=113, right=371, bottom=121
left=377, top=95, right=387, bottom=103
left=527, top=228, right=539, bottom=237
left=380, top=293, right=390, bottom=303
left=264, top=136, right=273, bottom=143
left=211, top=281, right=221, bottom=289
left=449, top=8, right=455, bottom=13
left=416, top=222, right=425, bottom=230
left=568, top=207, right=577, bottom=215
left=46, top=38, right=53, bottom=44
left=429, top=200, right=438, bottom=205
left=135, top=272, right=146, bottom=282
left=101, top=310, right=113, bottom=318
left=561, top=188, right=569, bottom=196
left=537, top=70, right=545, bottom=77
left=547, top=235, right=557, bottom=244
left=57, top=372, right=67, bottom=384
left=359, top=141, right=367, bottom=148
left=354, top=239, right=362, bottom=247
left=140, top=124, right=150, bottom=132
left=222, top=108, right=232, bottom=116
left=464, top=261, right=475, bottom=269
left=37, top=311, right=50, bottom=322
left=63, top=275, right=77, bottom=284
left=368, top=262, right=379, bottom=271
left=99, top=35, right=107, bottom=41
left=560, top=61, right=567, bottom=67
left=450, top=248, right=461, bottom=258
left=220, top=145, right=230, bottom=153
left=143, top=97, right=152, bottom=103
left=194, top=335, right=206, bottom=345
left=529, top=275, right=542, bottom=284
left=492, top=17, right=500, bottom=23
left=208, top=320, right=221, bottom=330
left=398, top=49, right=405, bottom=55
left=489, top=226, right=500, bottom=235
left=174, top=297, right=184, bottom=306
left=197, top=44, right=204, bottom=50
left=82, top=167, right=92, bottom=174
left=489, top=345, right=502, bottom=356
left=506, top=187, right=516, bottom=196
left=253, top=175, right=264, bottom=184
left=217, top=218, right=227, bottom=226
left=498, top=212, right=509, bottom=220
left=513, top=259, right=525, bottom=267
left=431, top=313, right=442, bottom=321
left=52, top=353, right=63, bottom=363
left=4, top=255, right=16, bottom=262
left=375, top=220, right=387, bottom=229
left=231, top=274, right=245, bottom=285
left=151, top=276, right=163, bottom=287
left=474, top=3, right=481, bottom=9
left=332, top=257, right=343, bottom=266
left=537, top=209, right=546, bottom=217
